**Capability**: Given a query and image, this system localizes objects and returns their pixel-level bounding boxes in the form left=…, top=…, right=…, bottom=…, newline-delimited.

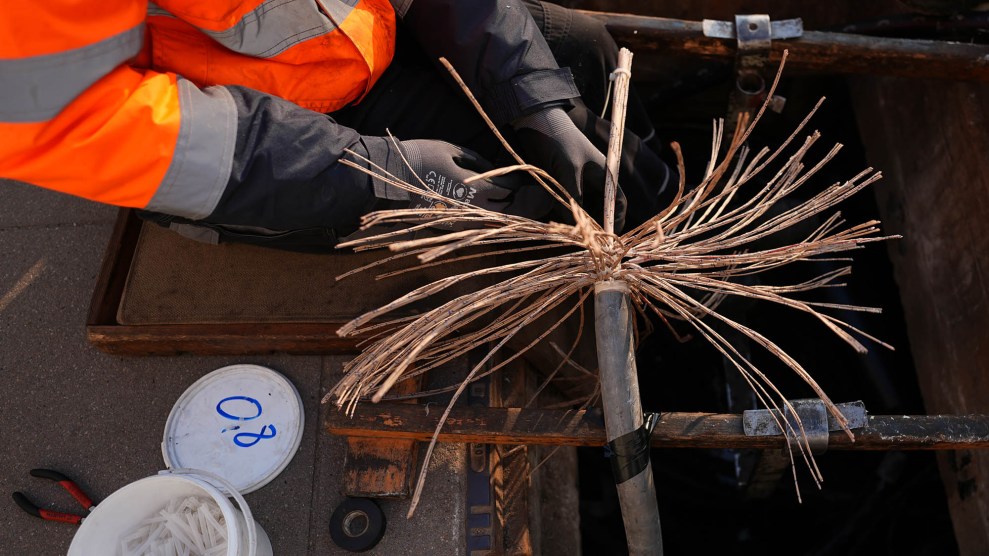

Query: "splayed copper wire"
left=322, top=50, right=898, bottom=516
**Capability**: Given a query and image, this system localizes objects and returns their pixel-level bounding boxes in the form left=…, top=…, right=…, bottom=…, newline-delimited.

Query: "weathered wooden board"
left=563, top=0, right=906, bottom=27
left=582, top=11, right=989, bottom=82
left=343, top=376, right=421, bottom=498
left=326, top=403, right=989, bottom=451
left=852, top=75, right=989, bottom=555
left=85, top=210, right=496, bottom=355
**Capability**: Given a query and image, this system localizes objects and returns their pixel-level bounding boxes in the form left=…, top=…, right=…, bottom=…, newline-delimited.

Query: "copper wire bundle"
left=322, top=52, right=897, bottom=515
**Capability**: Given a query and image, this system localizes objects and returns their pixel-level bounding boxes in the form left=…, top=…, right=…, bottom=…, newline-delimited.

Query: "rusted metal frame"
left=342, top=376, right=422, bottom=498
left=580, top=11, right=989, bottom=82
left=85, top=209, right=369, bottom=356
left=86, top=209, right=140, bottom=328
left=326, top=403, right=989, bottom=451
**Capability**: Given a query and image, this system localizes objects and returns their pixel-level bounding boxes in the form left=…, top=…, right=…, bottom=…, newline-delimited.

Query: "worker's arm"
left=397, top=0, right=577, bottom=125
left=0, top=56, right=378, bottom=234
left=0, top=2, right=526, bottom=239
left=395, top=0, right=626, bottom=228
left=0, top=3, right=202, bottom=212
left=205, top=86, right=527, bottom=234
left=1, top=66, right=517, bottom=236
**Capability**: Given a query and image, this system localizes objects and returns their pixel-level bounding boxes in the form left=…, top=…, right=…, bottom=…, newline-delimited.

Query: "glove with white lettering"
left=398, top=140, right=514, bottom=211
left=366, top=138, right=553, bottom=220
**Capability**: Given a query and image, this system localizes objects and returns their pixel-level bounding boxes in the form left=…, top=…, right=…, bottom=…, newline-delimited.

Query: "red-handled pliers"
left=12, top=469, right=96, bottom=525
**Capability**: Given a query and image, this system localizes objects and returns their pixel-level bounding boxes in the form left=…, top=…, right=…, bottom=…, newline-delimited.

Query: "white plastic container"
left=162, top=364, right=305, bottom=495
left=67, top=468, right=272, bottom=556
left=69, top=365, right=304, bottom=555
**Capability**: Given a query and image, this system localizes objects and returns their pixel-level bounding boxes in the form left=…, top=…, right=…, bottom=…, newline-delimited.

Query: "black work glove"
left=367, top=138, right=553, bottom=220
left=512, top=106, right=627, bottom=231
left=564, top=102, right=678, bottom=229
left=399, top=140, right=516, bottom=212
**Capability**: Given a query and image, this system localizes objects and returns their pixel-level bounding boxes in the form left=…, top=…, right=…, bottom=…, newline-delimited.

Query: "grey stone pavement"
left=0, top=179, right=466, bottom=555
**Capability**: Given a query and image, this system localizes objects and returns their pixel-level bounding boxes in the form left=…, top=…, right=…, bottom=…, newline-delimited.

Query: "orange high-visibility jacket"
left=1, top=0, right=579, bottom=234
left=0, top=0, right=396, bottom=219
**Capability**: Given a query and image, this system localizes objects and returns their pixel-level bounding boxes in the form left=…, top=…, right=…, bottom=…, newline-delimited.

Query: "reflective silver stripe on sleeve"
left=200, top=0, right=356, bottom=58
left=145, top=80, right=237, bottom=220
left=0, top=24, right=144, bottom=123
left=146, top=2, right=172, bottom=17
left=388, top=0, right=412, bottom=18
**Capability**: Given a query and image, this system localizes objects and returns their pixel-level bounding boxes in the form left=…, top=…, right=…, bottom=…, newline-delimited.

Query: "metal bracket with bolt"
left=703, top=15, right=803, bottom=121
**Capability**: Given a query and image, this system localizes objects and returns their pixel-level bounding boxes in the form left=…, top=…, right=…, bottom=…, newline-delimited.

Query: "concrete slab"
left=0, top=223, right=114, bottom=553
left=0, top=186, right=475, bottom=555
left=0, top=179, right=115, bottom=229
left=0, top=219, right=325, bottom=554
left=311, top=358, right=467, bottom=555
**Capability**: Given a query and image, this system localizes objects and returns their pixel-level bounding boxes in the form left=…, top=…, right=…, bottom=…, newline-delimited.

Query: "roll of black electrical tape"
left=329, top=497, right=386, bottom=552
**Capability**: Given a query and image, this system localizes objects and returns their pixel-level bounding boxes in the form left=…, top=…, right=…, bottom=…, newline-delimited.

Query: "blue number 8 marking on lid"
left=216, top=396, right=263, bottom=421
left=234, top=425, right=278, bottom=448
left=163, top=364, right=304, bottom=494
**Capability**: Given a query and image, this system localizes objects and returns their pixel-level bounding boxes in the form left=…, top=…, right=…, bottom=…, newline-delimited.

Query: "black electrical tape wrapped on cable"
left=607, top=412, right=660, bottom=484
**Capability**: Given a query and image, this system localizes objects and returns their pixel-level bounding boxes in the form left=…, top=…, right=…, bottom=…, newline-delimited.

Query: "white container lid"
left=162, top=364, right=305, bottom=495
